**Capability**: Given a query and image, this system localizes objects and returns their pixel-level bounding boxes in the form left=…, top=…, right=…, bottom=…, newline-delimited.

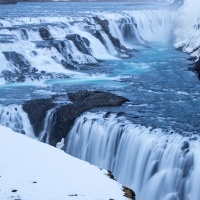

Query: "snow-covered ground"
left=174, top=0, right=200, bottom=59
left=0, top=125, right=130, bottom=200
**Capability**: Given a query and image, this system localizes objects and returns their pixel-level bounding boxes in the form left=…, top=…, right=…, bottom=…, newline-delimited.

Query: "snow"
left=0, top=125, right=128, bottom=200
left=174, top=0, right=200, bottom=59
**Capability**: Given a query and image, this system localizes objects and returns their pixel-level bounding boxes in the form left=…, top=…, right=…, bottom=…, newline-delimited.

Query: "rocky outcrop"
left=23, top=90, right=128, bottom=146
left=66, top=34, right=92, bottom=55
left=92, top=16, right=134, bottom=58
left=39, top=27, right=53, bottom=40
left=106, top=170, right=136, bottom=200
left=23, top=98, right=56, bottom=137
left=2, top=51, right=38, bottom=82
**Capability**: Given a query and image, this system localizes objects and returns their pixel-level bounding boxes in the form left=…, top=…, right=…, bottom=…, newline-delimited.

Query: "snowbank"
left=174, top=0, right=200, bottom=58
left=0, top=125, right=130, bottom=200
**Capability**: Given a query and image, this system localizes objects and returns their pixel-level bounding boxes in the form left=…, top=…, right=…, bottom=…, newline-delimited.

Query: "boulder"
left=66, top=34, right=92, bottom=55
left=39, top=27, right=53, bottom=40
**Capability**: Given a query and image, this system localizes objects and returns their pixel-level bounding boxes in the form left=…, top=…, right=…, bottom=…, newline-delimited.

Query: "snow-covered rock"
left=0, top=125, right=132, bottom=200
left=174, top=0, right=200, bottom=59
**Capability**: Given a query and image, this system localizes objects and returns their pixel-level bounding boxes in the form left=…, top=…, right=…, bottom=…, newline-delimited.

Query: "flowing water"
left=0, top=2, right=200, bottom=200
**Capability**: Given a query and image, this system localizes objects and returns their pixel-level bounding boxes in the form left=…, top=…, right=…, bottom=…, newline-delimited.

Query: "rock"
left=39, top=27, right=53, bottom=40
left=2, top=51, right=30, bottom=72
left=93, top=16, right=133, bottom=54
left=22, top=90, right=128, bottom=146
left=68, top=90, right=128, bottom=107
left=23, top=98, right=56, bottom=137
left=123, top=186, right=136, bottom=200
left=105, top=170, right=136, bottom=200
left=66, top=34, right=92, bottom=55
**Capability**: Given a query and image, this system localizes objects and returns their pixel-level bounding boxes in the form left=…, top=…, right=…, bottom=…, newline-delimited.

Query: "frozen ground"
left=0, top=125, right=129, bottom=200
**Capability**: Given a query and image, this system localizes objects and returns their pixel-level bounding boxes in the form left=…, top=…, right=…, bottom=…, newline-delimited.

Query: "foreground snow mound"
left=0, top=125, right=129, bottom=200
left=174, top=0, right=200, bottom=58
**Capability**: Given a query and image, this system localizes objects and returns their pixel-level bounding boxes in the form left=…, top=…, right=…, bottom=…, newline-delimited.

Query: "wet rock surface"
left=22, top=90, right=128, bottom=146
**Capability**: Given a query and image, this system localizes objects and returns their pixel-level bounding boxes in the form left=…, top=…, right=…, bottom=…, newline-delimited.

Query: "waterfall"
left=38, top=108, right=56, bottom=144
left=0, top=104, right=35, bottom=138
left=66, top=112, right=200, bottom=200
left=0, top=9, right=173, bottom=83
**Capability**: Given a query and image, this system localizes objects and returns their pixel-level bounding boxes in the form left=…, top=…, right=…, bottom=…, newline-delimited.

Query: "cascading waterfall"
left=0, top=9, right=173, bottom=83
left=0, top=104, right=35, bottom=138
left=66, top=112, right=200, bottom=200
left=38, top=108, right=56, bottom=144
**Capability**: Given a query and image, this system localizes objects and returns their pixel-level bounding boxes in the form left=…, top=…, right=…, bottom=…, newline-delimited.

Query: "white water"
left=0, top=9, right=173, bottom=83
left=0, top=104, right=35, bottom=138
left=66, top=112, right=200, bottom=200
left=38, top=108, right=55, bottom=144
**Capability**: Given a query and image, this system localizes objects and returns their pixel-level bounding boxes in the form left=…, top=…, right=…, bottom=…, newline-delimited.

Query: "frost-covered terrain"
left=0, top=125, right=131, bottom=200
left=174, top=0, right=200, bottom=58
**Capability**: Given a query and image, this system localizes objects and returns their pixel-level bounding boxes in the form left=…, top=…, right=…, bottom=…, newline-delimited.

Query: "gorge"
left=0, top=1, right=200, bottom=200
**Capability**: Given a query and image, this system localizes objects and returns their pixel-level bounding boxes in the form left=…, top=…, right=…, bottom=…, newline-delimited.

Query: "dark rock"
left=2, top=51, right=31, bottom=72
left=20, top=29, right=28, bottom=40
left=66, top=34, right=92, bottom=55
left=105, top=170, right=136, bottom=200
left=61, top=60, right=77, bottom=70
left=68, top=90, right=128, bottom=107
left=49, top=90, right=128, bottom=146
left=123, top=186, right=136, bottom=200
left=23, top=98, right=56, bottom=137
left=93, top=16, right=133, bottom=54
left=51, top=40, right=76, bottom=69
left=92, top=30, right=107, bottom=46
left=23, top=90, right=128, bottom=146
left=1, top=51, right=40, bottom=82
left=39, top=27, right=53, bottom=40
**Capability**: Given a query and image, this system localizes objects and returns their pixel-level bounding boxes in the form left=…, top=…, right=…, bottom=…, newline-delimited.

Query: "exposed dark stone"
left=2, top=51, right=31, bottom=72
left=181, top=141, right=189, bottom=151
left=93, top=16, right=134, bottom=55
left=49, top=90, right=128, bottom=146
left=123, top=186, right=136, bottom=200
left=68, top=90, right=128, bottom=106
left=105, top=170, right=136, bottom=200
left=51, top=40, right=76, bottom=69
left=20, top=29, right=28, bottom=40
left=61, top=60, right=77, bottom=70
left=66, top=34, right=92, bottom=55
left=23, top=98, right=56, bottom=137
left=1, top=51, right=40, bottom=82
left=39, top=27, right=53, bottom=40
left=23, top=90, right=128, bottom=146
left=92, top=30, right=107, bottom=47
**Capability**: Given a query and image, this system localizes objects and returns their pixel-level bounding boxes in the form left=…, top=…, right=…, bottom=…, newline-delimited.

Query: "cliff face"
left=0, top=0, right=17, bottom=4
